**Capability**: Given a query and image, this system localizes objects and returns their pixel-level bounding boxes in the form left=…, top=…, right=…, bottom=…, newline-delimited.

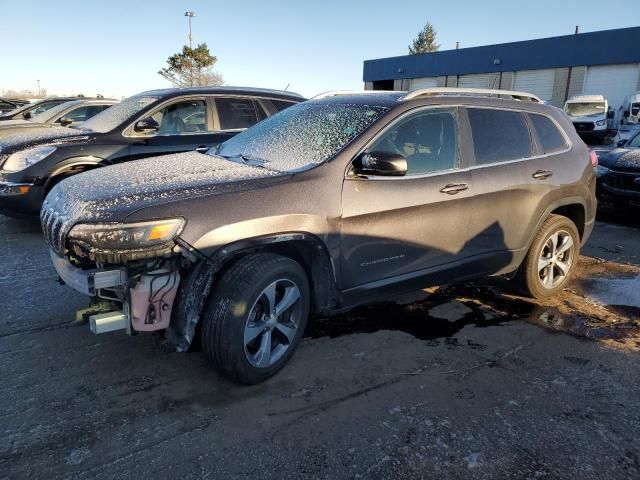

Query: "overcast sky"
left=1, top=0, right=639, bottom=99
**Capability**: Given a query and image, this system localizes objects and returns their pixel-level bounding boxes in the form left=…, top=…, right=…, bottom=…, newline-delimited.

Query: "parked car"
left=0, top=97, right=82, bottom=121
left=622, top=91, right=640, bottom=124
left=595, top=129, right=640, bottom=207
left=41, top=87, right=596, bottom=384
left=0, top=98, right=29, bottom=114
left=0, top=99, right=117, bottom=139
left=0, top=87, right=303, bottom=216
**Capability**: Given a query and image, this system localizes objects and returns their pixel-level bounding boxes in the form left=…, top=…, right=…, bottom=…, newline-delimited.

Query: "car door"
left=340, top=107, right=474, bottom=290
left=128, top=97, right=215, bottom=161
left=462, top=107, right=548, bottom=273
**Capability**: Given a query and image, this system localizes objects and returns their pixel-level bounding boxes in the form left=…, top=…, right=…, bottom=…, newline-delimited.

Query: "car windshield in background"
left=215, top=101, right=388, bottom=172
left=30, top=102, right=74, bottom=123
left=565, top=102, right=605, bottom=117
left=81, top=95, right=159, bottom=133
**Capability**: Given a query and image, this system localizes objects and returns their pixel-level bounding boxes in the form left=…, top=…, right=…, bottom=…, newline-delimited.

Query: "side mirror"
left=353, top=151, right=407, bottom=177
left=59, top=117, right=73, bottom=126
left=23, top=111, right=32, bottom=119
left=607, top=110, right=615, bottom=119
left=617, top=139, right=627, bottom=148
left=134, top=117, right=160, bottom=133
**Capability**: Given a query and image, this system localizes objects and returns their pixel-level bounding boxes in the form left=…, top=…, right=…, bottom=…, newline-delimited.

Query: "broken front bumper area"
left=50, top=249, right=181, bottom=337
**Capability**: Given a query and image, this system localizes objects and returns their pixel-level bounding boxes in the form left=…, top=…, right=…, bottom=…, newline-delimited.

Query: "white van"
left=622, top=92, right=640, bottom=124
left=564, top=95, right=613, bottom=143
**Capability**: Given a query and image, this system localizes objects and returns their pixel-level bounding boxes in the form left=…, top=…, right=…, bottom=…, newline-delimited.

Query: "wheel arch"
left=45, top=157, right=104, bottom=192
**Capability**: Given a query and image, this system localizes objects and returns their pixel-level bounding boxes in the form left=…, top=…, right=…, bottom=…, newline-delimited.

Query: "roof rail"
left=401, top=87, right=542, bottom=103
left=312, top=90, right=396, bottom=100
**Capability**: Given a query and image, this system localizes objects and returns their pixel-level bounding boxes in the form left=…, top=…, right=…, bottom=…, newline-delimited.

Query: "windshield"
left=81, top=95, right=159, bottom=133
left=30, top=101, right=77, bottom=123
left=565, top=102, right=606, bottom=117
left=215, top=101, right=388, bottom=172
left=2, top=99, right=60, bottom=118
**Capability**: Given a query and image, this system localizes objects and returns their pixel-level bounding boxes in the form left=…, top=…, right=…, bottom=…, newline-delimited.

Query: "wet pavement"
left=1, top=213, right=640, bottom=479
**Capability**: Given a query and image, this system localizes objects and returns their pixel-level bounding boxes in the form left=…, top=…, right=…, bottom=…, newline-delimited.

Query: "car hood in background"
left=0, top=126, right=92, bottom=153
left=598, top=148, right=640, bottom=172
left=41, top=151, right=286, bottom=243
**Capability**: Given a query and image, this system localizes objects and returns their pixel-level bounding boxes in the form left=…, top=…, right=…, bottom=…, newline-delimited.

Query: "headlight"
left=2, top=146, right=56, bottom=172
left=68, top=218, right=185, bottom=250
left=595, top=120, right=606, bottom=126
left=595, top=165, right=610, bottom=177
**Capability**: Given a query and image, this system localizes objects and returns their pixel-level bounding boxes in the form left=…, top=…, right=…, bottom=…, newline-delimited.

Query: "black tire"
left=201, top=253, right=310, bottom=384
left=515, top=214, right=580, bottom=299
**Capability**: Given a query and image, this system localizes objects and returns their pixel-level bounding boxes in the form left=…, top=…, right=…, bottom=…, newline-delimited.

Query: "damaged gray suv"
left=42, top=88, right=597, bottom=384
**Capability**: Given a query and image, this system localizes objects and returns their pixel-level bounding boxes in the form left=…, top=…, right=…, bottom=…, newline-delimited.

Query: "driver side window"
left=149, top=99, right=208, bottom=135
left=368, top=109, right=458, bottom=175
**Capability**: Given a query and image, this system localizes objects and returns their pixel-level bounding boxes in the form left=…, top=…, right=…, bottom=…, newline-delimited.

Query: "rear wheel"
left=201, top=253, right=310, bottom=384
left=515, top=214, right=580, bottom=299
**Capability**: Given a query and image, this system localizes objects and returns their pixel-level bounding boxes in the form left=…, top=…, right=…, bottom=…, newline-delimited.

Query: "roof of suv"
left=309, top=89, right=560, bottom=114
left=136, top=86, right=305, bottom=101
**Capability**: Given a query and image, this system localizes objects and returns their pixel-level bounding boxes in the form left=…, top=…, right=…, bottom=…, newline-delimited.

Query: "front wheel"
left=515, top=214, right=580, bottom=299
left=201, top=253, right=310, bottom=384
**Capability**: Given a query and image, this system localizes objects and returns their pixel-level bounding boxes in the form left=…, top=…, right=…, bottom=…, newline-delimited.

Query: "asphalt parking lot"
left=1, top=212, right=639, bottom=479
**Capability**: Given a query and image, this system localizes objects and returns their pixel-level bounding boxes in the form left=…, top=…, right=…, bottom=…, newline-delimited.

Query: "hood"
left=598, top=148, right=640, bottom=172
left=0, top=119, right=31, bottom=127
left=0, top=126, right=92, bottom=153
left=41, top=151, right=283, bottom=248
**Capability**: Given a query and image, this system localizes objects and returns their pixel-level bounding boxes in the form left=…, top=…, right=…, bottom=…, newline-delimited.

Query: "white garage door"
left=584, top=64, right=640, bottom=111
left=409, top=77, right=437, bottom=90
left=514, top=69, right=555, bottom=102
left=458, top=73, right=492, bottom=89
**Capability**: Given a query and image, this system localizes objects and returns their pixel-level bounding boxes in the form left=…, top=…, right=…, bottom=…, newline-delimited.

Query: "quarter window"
left=467, top=108, right=532, bottom=165
left=368, top=109, right=458, bottom=175
left=216, top=98, right=267, bottom=130
left=529, top=114, right=567, bottom=153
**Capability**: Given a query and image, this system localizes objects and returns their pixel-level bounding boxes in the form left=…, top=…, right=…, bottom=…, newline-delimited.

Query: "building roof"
left=363, top=26, right=640, bottom=82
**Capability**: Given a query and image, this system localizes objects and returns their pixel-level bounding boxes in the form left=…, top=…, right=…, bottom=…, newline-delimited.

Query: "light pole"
left=184, top=11, right=196, bottom=86
left=37, top=79, right=40, bottom=97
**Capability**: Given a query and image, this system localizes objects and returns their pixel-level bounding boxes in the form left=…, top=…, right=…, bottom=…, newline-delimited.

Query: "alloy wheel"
left=243, top=279, right=302, bottom=368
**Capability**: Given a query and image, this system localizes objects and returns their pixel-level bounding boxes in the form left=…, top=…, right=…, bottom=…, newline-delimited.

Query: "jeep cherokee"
left=42, top=88, right=597, bottom=384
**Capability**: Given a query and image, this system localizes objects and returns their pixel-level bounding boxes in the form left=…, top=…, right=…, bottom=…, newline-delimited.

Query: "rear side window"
left=529, top=114, right=567, bottom=154
left=216, top=98, right=267, bottom=130
left=271, top=100, right=298, bottom=112
left=467, top=108, right=532, bottom=165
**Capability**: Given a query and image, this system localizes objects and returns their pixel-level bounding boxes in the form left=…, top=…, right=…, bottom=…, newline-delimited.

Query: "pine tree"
left=158, top=43, right=224, bottom=87
left=408, top=22, right=440, bottom=55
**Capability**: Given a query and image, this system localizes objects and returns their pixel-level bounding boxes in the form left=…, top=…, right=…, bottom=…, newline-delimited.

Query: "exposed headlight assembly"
left=595, top=165, right=610, bottom=177
left=2, top=146, right=56, bottom=172
left=595, top=120, right=606, bottom=127
left=68, top=218, right=185, bottom=251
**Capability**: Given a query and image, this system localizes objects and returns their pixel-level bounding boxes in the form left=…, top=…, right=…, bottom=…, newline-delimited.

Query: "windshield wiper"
left=219, top=153, right=270, bottom=168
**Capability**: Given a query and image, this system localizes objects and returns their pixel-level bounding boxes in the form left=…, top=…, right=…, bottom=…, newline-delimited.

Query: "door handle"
left=532, top=169, right=553, bottom=180
left=195, top=145, right=209, bottom=153
left=439, top=183, right=469, bottom=195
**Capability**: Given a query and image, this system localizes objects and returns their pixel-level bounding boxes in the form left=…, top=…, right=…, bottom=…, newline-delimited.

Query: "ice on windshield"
left=565, top=102, right=606, bottom=117
left=216, top=101, right=389, bottom=172
left=81, top=95, right=158, bottom=133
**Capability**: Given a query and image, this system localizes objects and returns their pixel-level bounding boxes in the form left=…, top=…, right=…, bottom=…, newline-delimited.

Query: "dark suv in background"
left=43, top=88, right=596, bottom=384
left=0, top=87, right=303, bottom=216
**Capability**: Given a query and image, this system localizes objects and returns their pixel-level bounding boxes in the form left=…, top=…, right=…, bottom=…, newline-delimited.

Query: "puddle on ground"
left=582, top=275, right=640, bottom=309
left=305, top=282, right=640, bottom=350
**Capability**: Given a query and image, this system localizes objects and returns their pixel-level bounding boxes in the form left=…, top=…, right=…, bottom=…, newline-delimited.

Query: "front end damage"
left=50, top=249, right=188, bottom=338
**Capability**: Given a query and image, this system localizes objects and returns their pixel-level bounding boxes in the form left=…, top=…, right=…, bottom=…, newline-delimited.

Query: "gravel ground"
left=1, top=213, right=639, bottom=480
